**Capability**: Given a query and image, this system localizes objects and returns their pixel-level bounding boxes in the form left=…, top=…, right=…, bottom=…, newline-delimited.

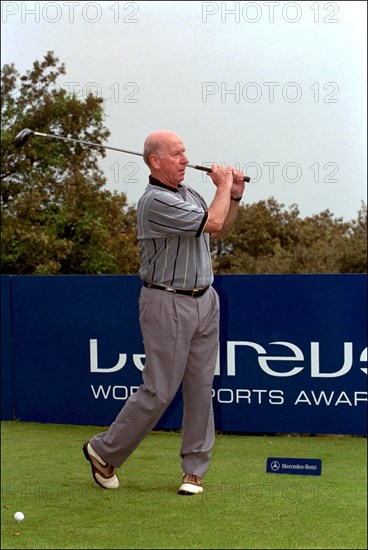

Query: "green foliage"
left=212, top=198, right=367, bottom=274
left=1, top=52, right=139, bottom=274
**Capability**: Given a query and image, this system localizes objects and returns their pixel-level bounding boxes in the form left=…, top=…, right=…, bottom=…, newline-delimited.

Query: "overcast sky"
left=2, top=1, right=367, bottom=220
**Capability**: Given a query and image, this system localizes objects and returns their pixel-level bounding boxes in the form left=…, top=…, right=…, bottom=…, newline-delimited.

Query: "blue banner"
left=1, top=274, right=367, bottom=434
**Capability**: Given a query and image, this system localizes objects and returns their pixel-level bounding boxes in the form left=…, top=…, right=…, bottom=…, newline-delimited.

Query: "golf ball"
left=14, top=511, right=24, bottom=522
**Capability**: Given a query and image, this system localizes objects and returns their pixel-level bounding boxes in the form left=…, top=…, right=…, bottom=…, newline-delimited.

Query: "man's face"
left=152, top=133, right=189, bottom=187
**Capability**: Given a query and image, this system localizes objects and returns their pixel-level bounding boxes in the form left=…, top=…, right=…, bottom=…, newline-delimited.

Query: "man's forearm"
left=205, top=184, right=232, bottom=234
left=210, top=199, right=241, bottom=241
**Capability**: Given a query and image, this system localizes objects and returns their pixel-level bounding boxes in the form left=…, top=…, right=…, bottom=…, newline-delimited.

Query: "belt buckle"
left=166, top=287, right=176, bottom=293
left=192, top=288, right=199, bottom=297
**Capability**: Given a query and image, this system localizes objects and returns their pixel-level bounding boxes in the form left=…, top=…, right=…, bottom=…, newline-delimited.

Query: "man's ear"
left=149, top=154, right=160, bottom=169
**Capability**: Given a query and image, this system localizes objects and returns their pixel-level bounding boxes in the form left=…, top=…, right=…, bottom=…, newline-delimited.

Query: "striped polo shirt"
left=137, top=176, right=213, bottom=289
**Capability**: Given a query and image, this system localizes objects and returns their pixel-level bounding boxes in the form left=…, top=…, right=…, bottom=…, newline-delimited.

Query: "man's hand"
left=205, top=165, right=245, bottom=237
left=208, top=164, right=234, bottom=189
left=230, top=168, right=245, bottom=200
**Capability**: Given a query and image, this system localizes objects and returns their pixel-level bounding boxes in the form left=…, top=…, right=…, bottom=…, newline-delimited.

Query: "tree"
left=1, top=51, right=139, bottom=274
left=211, top=198, right=367, bottom=274
left=339, top=202, right=368, bottom=273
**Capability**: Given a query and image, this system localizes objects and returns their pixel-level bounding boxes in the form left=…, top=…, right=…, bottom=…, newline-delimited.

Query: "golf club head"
left=14, top=128, right=34, bottom=148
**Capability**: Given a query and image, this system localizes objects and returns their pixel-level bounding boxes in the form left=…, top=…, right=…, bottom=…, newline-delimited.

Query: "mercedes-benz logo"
left=271, top=460, right=280, bottom=471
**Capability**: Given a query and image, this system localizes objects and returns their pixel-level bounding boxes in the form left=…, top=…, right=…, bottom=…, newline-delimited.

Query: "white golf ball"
left=14, top=511, right=24, bottom=522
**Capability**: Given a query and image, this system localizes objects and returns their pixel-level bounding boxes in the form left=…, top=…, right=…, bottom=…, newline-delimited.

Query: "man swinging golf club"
left=82, top=129, right=246, bottom=495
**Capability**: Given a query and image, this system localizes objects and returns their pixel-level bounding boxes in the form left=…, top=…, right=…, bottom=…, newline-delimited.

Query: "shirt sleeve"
left=143, top=191, right=207, bottom=238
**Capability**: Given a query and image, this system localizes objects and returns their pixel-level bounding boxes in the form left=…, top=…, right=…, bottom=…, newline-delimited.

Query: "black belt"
left=143, top=281, right=210, bottom=297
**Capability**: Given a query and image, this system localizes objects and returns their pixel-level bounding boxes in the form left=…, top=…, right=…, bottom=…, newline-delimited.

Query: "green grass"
left=1, top=421, right=367, bottom=549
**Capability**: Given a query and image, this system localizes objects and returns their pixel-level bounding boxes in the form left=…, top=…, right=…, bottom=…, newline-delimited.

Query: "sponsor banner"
left=1, top=274, right=367, bottom=434
left=266, top=457, right=322, bottom=476
left=0, top=276, right=12, bottom=420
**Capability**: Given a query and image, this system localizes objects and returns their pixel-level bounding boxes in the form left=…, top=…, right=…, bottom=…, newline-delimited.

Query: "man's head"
left=143, top=131, right=189, bottom=187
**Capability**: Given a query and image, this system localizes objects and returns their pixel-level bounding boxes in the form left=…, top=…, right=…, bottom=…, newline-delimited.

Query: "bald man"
left=83, top=130, right=245, bottom=495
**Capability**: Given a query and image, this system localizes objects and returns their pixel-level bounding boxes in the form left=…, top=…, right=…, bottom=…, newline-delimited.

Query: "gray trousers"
left=90, top=285, right=219, bottom=478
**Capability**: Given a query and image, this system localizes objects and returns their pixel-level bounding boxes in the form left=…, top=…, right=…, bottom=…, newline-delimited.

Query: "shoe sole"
left=178, top=484, right=203, bottom=495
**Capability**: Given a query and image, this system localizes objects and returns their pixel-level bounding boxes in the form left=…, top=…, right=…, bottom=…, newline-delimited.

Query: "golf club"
left=14, top=128, right=251, bottom=183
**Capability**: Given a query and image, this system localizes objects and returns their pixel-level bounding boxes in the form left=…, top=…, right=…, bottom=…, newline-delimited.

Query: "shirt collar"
left=149, top=175, right=182, bottom=193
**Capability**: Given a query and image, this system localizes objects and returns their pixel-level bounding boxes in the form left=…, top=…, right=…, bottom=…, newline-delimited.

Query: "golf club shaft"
left=32, top=131, right=143, bottom=158
left=23, top=131, right=251, bottom=183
